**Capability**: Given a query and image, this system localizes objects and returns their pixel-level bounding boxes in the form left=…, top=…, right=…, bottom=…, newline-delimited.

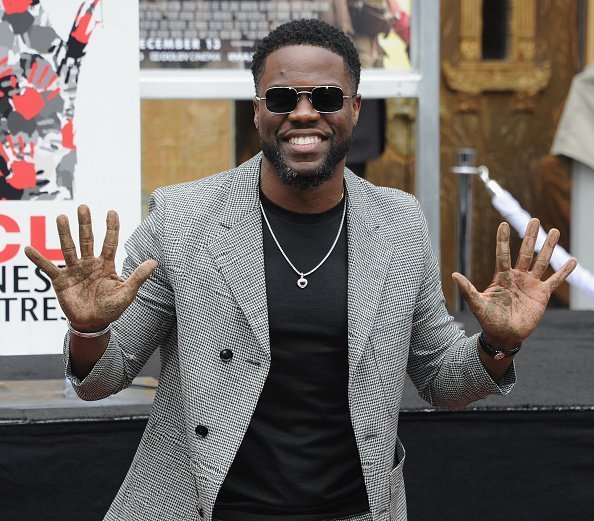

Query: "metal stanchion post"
left=451, top=148, right=480, bottom=312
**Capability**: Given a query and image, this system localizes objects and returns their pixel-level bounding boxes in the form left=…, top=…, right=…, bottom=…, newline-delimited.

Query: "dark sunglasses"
left=255, top=86, right=356, bottom=114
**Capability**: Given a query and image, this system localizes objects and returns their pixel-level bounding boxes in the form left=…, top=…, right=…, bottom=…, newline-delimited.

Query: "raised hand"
left=452, top=218, right=577, bottom=348
left=24, top=204, right=157, bottom=332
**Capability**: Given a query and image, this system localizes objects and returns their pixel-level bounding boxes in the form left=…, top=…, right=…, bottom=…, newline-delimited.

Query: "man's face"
left=254, top=45, right=361, bottom=190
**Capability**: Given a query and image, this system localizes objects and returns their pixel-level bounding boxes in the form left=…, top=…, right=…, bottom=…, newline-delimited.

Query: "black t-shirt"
left=213, top=193, right=369, bottom=520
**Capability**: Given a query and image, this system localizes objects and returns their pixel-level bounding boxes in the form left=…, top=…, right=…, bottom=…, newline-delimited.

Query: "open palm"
left=25, top=205, right=157, bottom=331
left=453, top=218, right=577, bottom=347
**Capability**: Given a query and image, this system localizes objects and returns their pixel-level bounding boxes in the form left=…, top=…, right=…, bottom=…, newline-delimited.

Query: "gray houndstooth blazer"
left=66, top=153, right=515, bottom=521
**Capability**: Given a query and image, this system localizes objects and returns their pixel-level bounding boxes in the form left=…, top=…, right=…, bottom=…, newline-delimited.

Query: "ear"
left=253, top=97, right=260, bottom=130
left=352, top=94, right=362, bottom=126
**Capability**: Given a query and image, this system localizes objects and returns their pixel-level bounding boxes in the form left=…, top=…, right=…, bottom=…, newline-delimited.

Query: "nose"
left=288, top=92, right=320, bottom=122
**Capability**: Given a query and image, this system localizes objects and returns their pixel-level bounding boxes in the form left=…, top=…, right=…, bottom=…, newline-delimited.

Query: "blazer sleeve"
left=406, top=198, right=516, bottom=410
left=64, top=189, right=176, bottom=401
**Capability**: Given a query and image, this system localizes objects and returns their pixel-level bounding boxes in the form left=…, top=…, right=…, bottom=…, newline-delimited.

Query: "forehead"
left=259, top=45, right=349, bottom=89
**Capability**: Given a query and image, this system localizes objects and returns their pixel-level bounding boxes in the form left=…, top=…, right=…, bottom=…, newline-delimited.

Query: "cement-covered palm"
left=453, top=218, right=577, bottom=348
left=25, top=205, right=157, bottom=331
left=49, top=256, right=134, bottom=331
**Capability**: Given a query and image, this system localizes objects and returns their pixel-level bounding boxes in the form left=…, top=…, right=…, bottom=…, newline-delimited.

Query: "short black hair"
left=251, top=18, right=361, bottom=93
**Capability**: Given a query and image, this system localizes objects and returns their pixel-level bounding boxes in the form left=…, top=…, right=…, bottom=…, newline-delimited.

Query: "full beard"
left=260, top=134, right=352, bottom=190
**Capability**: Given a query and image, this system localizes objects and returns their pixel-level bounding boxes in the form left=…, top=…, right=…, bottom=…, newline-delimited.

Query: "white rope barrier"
left=478, top=166, right=594, bottom=302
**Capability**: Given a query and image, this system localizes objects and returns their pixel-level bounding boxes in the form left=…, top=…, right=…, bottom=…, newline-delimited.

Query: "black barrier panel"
left=0, top=420, right=146, bottom=520
left=399, top=410, right=594, bottom=521
left=1, top=411, right=593, bottom=520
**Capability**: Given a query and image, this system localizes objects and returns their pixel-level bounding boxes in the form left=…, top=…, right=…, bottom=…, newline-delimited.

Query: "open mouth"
left=288, top=135, right=322, bottom=145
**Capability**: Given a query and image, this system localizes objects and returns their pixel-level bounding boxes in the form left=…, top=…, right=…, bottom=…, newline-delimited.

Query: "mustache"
left=260, top=133, right=352, bottom=191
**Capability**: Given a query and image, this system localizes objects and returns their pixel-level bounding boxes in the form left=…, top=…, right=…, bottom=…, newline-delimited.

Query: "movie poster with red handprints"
left=1, top=0, right=141, bottom=355
left=0, top=0, right=101, bottom=200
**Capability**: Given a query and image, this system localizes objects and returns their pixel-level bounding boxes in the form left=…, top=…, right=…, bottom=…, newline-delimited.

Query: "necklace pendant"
left=297, top=275, right=308, bottom=289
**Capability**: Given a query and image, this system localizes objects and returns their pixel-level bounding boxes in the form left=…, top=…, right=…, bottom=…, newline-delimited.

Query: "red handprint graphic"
left=0, top=134, right=37, bottom=191
left=0, top=0, right=101, bottom=200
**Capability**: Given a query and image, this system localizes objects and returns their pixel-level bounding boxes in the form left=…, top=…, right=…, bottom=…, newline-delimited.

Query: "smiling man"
left=255, top=43, right=359, bottom=198
left=25, top=18, right=576, bottom=521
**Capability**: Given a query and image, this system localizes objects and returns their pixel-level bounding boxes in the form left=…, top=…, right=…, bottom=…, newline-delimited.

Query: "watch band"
left=478, top=332, right=521, bottom=360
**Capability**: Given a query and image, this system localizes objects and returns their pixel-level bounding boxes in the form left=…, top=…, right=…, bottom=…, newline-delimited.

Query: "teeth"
left=289, top=136, right=321, bottom=145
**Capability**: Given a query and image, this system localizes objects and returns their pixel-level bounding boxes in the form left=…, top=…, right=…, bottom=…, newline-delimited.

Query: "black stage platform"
left=1, top=310, right=592, bottom=520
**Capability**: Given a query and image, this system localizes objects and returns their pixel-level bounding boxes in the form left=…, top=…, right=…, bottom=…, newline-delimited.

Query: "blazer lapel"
left=207, top=155, right=271, bottom=361
left=345, top=173, right=395, bottom=377
left=205, top=160, right=395, bottom=367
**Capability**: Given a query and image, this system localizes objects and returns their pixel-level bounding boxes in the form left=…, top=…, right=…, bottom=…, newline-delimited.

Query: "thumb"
left=452, top=272, right=480, bottom=307
left=123, top=260, right=159, bottom=295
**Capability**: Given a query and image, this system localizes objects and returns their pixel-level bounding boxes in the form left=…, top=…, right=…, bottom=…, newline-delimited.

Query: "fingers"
left=24, top=246, right=61, bottom=280
left=545, top=257, right=578, bottom=293
left=531, top=228, right=560, bottom=279
left=78, top=204, right=94, bottom=259
left=515, top=218, right=539, bottom=271
left=100, top=210, right=120, bottom=262
left=56, top=214, right=78, bottom=266
left=58, top=205, right=117, bottom=265
left=495, top=222, right=511, bottom=274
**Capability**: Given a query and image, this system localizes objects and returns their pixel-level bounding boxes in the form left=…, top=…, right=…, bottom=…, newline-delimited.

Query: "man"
left=25, top=19, right=576, bottom=521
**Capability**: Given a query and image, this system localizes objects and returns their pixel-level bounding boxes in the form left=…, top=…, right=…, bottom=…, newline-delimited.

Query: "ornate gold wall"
left=141, top=100, right=234, bottom=214
left=365, top=98, right=417, bottom=195
left=585, top=0, right=594, bottom=64
left=440, top=0, right=579, bottom=308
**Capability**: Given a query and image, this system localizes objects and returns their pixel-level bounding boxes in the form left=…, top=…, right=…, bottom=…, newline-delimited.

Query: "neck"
left=259, top=158, right=346, bottom=214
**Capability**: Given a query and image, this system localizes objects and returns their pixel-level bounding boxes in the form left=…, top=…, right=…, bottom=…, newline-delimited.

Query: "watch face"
left=494, top=352, right=506, bottom=360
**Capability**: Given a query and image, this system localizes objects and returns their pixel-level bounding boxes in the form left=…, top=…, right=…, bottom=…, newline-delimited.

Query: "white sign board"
left=0, top=0, right=141, bottom=355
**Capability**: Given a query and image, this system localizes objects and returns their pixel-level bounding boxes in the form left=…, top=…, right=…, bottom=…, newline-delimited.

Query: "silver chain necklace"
left=260, top=197, right=347, bottom=289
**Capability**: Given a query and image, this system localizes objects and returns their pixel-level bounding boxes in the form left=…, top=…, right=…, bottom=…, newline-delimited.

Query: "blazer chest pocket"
left=370, top=312, right=412, bottom=416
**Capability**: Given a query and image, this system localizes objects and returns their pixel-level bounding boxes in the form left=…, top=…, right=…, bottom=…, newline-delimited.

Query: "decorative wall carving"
left=442, top=0, right=552, bottom=112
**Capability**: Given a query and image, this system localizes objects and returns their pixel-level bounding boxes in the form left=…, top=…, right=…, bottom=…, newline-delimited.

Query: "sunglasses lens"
left=311, top=86, right=344, bottom=112
left=265, top=88, right=297, bottom=113
left=262, top=86, right=346, bottom=113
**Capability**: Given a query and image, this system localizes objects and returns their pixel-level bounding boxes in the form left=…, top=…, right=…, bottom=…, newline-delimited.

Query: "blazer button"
left=219, top=349, right=233, bottom=362
left=195, top=425, right=208, bottom=438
